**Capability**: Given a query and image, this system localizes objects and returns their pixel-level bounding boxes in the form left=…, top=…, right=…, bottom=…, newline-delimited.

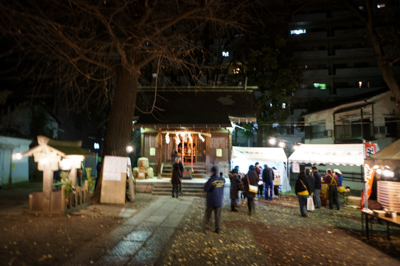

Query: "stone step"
left=152, top=191, right=206, bottom=197
left=153, top=188, right=204, bottom=194
left=153, top=182, right=204, bottom=187
left=152, top=182, right=206, bottom=197
left=161, top=174, right=206, bottom=179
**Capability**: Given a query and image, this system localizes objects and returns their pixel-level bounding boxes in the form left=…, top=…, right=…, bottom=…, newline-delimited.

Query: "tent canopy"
left=231, top=146, right=287, bottom=162
left=288, top=144, right=364, bottom=166
left=231, top=146, right=290, bottom=192
left=369, top=139, right=400, bottom=161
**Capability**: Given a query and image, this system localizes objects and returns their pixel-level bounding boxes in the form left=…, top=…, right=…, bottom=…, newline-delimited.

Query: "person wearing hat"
left=334, top=169, right=343, bottom=187
left=204, top=166, right=225, bottom=234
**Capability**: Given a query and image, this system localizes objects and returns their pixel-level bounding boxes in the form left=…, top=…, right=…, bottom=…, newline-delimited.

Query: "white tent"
left=288, top=144, right=365, bottom=166
left=231, top=146, right=290, bottom=192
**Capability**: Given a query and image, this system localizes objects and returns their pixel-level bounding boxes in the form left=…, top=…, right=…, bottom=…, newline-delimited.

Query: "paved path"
left=63, top=196, right=193, bottom=265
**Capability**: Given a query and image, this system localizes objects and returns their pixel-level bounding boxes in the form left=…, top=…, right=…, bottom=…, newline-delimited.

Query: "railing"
left=62, top=180, right=90, bottom=214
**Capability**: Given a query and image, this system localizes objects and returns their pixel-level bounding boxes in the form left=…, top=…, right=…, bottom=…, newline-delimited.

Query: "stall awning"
left=288, top=144, right=365, bottom=166
left=232, top=146, right=287, bottom=162
left=369, top=139, right=400, bottom=161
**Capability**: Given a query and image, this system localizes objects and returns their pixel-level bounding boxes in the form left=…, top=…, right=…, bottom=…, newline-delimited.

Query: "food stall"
left=288, top=144, right=365, bottom=205
left=231, top=146, right=290, bottom=192
left=362, top=140, right=400, bottom=239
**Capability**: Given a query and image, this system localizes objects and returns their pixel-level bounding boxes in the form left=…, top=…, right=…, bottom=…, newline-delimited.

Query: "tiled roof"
left=134, top=88, right=256, bottom=128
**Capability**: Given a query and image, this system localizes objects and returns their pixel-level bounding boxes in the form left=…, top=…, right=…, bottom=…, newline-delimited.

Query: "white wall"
left=0, top=136, right=32, bottom=184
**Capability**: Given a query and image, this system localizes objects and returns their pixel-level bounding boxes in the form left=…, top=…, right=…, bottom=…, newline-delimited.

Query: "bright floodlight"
left=382, top=168, right=394, bottom=178
left=269, top=138, right=277, bottom=145
left=126, top=145, right=134, bottom=153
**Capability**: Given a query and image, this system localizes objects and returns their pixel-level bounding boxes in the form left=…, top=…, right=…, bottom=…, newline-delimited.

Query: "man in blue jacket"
left=204, top=166, right=225, bottom=234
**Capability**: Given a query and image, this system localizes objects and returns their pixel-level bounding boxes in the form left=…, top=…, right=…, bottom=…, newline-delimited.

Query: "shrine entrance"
left=163, top=132, right=208, bottom=164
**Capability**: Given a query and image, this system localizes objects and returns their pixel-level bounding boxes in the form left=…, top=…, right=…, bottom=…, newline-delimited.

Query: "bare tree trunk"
left=92, top=66, right=139, bottom=203
left=367, top=21, right=400, bottom=112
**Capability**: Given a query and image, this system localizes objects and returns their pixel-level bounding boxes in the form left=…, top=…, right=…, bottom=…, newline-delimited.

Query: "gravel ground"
left=1, top=183, right=400, bottom=266
left=156, top=195, right=400, bottom=266
left=0, top=183, right=156, bottom=266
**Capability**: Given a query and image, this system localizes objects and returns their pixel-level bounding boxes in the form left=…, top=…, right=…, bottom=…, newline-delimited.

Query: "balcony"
left=334, top=124, right=373, bottom=141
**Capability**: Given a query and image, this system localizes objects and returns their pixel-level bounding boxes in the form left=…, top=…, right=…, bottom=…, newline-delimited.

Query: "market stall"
left=288, top=144, right=366, bottom=205
left=362, top=140, right=400, bottom=240
left=231, top=146, right=290, bottom=192
left=288, top=144, right=365, bottom=167
left=364, top=139, right=400, bottom=211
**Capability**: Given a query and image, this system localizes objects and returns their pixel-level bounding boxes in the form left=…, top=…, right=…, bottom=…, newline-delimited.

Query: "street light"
left=269, top=137, right=277, bottom=145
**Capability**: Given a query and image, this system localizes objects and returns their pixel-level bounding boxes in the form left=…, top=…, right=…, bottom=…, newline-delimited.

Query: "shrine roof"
left=133, top=88, right=256, bottom=128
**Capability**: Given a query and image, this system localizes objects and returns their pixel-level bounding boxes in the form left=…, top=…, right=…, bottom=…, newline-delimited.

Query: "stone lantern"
left=23, top=136, right=92, bottom=213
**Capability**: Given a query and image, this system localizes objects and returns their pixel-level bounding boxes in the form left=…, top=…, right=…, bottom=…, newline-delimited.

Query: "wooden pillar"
left=70, top=165, right=77, bottom=188
left=141, top=132, right=145, bottom=157
left=42, top=166, right=53, bottom=212
left=157, top=128, right=162, bottom=177
left=228, top=132, right=232, bottom=172
left=205, top=133, right=210, bottom=176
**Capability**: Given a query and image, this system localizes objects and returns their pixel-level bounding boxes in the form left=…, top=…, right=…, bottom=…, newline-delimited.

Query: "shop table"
left=361, top=209, right=400, bottom=241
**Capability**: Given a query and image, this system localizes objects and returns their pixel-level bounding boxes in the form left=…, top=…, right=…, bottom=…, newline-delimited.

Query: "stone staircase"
left=152, top=182, right=206, bottom=197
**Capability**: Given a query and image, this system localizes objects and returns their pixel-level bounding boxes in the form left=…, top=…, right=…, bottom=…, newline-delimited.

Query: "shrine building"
left=133, top=86, right=257, bottom=178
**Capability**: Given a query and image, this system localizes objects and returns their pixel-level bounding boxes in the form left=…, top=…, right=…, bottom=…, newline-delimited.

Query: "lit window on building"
left=359, top=81, right=362, bottom=88
left=282, top=103, right=286, bottom=109
left=290, top=29, right=306, bottom=35
left=152, top=73, right=157, bottom=78
left=313, top=83, right=326, bottom=90
left=94, top=143, right=100, bottom=150
left=222, top=51, right=229, bottom=57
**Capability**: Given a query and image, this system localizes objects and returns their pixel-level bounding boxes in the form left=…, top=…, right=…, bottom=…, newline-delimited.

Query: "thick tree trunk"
left=91, top=66, right=139, bottom=203
left=365, top=7, right=400, bottom=113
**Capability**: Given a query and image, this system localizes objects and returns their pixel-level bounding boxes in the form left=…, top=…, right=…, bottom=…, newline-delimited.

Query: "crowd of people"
left=295, top=167, right=346, bottom=217
left=173, top=159, right=348, bottom=233
left=227, top=163, right=280, bottom=215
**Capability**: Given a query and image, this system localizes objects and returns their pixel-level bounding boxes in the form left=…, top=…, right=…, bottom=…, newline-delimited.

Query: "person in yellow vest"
left=325, top=169, right=340, bottom=210
left=295, top=171, right=311, bottom=217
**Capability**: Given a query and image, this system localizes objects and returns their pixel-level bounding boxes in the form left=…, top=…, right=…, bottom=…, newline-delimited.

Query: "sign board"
left=273, top=169, right=281, bottom=186
left=101, top=156, right=131, bottom=204
left=364, top=142, right=379, bottom=158
left=292, top=162, right=300, bottom=173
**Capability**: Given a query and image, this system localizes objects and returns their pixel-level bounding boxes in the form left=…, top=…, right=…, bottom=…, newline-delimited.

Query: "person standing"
left=295, top=171, right=310, bottom=217
left=257, top=165, right=264, bottom=197
left=228, top=166, right=240, bottom=212
left=173, top=157, right=184, bottom=193
left=312, top=166, right=322, bottom=208
left=325, top=169, right=340, bottom=210
left=305, top=168, right=315, bottom=197
left=243, top=165, right=258, bottom=215
left=170, top=163, right=181, bottom=198
left=204, top=166, right=225, bottom=234
left=262, top=164, right=275, bottom=200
